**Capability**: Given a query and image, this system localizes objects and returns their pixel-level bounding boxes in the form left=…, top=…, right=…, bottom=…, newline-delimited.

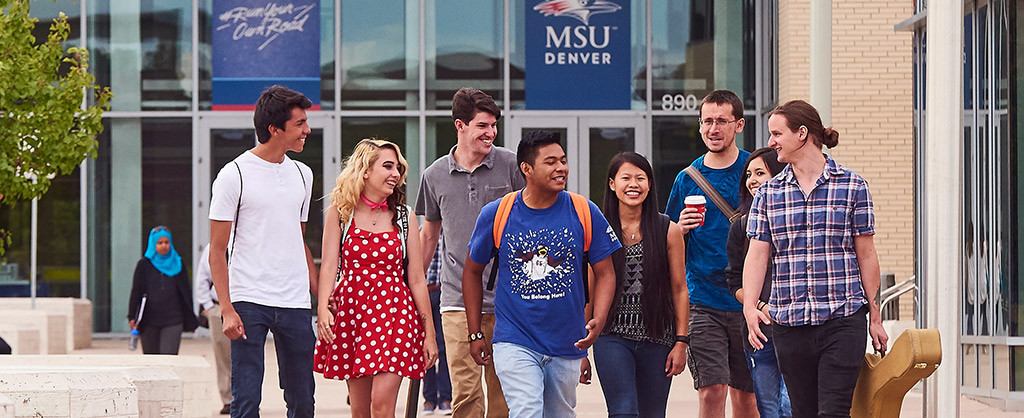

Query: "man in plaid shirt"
left=743, top=100, right=888, bottom=417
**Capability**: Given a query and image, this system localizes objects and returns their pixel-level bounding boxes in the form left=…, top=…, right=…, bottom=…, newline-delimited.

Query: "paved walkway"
left=77, top=337, right=1020, bottom=417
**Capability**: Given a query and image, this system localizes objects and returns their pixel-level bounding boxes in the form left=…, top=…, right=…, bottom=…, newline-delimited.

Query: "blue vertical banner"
left=212, top=1, right=320, bottom=110
left=525, top=0, right=631, bottom=110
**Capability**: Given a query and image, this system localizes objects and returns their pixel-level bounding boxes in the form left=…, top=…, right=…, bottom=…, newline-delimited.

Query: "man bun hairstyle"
left=253, top=85, right=312, bottom=144
left=700, top=90, right=744, bottom=120
left=452, top=87, right=501, bottom=124
left=770, top=99, right=840, bottom=149
left=517, top=130, right=562, bottom=168
left=822, top=126, right=840, bottom=148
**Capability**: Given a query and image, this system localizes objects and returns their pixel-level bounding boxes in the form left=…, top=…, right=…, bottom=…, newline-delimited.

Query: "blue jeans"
left=492, top=342, right=580, bottom=418
left=592, top=335, right=673, bottom=418
left=423, top=289, right=452, bottom=405
left=745, top=337, right=792, bottom=418
left=230, top=302, right=316, bottom=418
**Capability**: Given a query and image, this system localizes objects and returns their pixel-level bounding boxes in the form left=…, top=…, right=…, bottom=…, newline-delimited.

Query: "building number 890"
left=661, top=94, right=699, bottom=111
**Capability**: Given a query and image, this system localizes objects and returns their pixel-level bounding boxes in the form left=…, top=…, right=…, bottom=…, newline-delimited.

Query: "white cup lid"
left=684, top=195, right=707, bottom=205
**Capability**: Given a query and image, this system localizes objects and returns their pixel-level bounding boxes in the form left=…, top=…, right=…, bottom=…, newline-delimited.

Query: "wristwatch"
left=675, top=335, right=690, bottom=345
left=468, top=331, right=485, bottom=342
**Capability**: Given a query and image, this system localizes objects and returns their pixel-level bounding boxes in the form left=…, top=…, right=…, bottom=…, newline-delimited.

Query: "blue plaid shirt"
left=426, top=239, right=443, bottom=287
left=747, top=155, right=875, bottom=326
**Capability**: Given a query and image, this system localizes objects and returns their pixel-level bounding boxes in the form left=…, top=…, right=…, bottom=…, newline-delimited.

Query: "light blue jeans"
left=492, top=342, right=581, bottom=418
left=745, top=337, right=792, bottom=418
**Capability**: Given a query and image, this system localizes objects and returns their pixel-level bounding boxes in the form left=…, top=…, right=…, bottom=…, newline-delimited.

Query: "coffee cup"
left=684, top=195, right=707, bottom=226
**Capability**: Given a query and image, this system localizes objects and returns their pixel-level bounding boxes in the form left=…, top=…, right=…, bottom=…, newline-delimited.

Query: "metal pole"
left=31, top=192, right=38, bottom=309
left=923, top=0, right=963, bottom=417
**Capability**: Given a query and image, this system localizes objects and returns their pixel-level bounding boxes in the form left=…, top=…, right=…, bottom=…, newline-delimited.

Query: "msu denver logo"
left=533, top=0, right=621, bottom=25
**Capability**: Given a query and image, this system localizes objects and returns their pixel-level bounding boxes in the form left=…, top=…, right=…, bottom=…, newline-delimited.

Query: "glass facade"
left=5, top=0, right=776, bottom=332
left=913, top=0, right=1022, bottom=396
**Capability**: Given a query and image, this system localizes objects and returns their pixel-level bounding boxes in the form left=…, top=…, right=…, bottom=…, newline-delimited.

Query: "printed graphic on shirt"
left=503, top=227, right=579, bottom=300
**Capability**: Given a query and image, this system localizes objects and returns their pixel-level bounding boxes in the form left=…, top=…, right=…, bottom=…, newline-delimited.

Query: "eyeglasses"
left=151, top=226, right=170, bottom=233
left=698, top=118, right=740, bottom=128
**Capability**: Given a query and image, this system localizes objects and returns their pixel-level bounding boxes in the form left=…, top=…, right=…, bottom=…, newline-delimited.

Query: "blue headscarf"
left=144, top=226, right=183, bottom=277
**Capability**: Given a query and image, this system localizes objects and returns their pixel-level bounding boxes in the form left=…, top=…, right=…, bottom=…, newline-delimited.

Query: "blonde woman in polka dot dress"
left=316, top=138, right=439, bottom=417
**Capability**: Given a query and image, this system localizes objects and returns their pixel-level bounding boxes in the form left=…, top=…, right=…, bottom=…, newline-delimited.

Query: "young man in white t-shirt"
left=208, top=85, right=319, bottom=418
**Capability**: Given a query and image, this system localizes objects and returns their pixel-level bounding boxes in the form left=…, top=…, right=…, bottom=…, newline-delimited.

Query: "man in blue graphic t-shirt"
left=463, top=130, right=620, bottom=418
left=665, top=90, right=757, bottom=418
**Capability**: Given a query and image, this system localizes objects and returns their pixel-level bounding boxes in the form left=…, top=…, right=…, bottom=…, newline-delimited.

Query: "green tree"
left=0, top=0, right=112, bottom=256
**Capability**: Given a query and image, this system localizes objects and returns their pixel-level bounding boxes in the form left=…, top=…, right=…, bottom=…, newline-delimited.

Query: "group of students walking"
left=127, top=84, right=889, bottom=418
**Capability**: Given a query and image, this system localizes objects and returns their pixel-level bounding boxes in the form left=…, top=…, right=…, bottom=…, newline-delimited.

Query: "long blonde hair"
left=330, top=138, right=409, bottom=226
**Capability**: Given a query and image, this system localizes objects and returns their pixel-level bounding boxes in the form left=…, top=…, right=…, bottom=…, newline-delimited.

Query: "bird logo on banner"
left=533, top=0, right=622, bottom=25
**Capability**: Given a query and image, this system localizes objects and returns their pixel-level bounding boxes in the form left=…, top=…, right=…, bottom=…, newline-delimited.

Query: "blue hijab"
left=144, top=227, right=183, bottom=277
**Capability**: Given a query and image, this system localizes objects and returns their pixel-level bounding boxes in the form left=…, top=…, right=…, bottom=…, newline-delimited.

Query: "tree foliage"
left=0, top=0, right=112, bottom=256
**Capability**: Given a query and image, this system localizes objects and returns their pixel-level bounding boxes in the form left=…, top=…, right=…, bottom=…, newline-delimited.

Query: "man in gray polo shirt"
left=417, top=88, right=525, bottom=418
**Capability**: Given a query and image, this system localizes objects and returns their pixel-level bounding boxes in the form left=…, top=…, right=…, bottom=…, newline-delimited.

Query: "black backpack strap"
left=486, top=247, right=498, bottom=291
left=294, top=161, right=307, bottom=216
left=229, top=162, right=243, bottom=263
left=582, top=251, right=590, bottom=304
left=399, top=205, right=411, bottom=287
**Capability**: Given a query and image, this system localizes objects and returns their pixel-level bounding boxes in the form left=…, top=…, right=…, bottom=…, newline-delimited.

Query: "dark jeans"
left=140, top=323, right=183, bottom=354
left=772, top=306, right=867, bottom=418
left=423, top=289, right=452, bottom=405
left=231, top=302, right=316, bottom=418
left=592, top=334, right=673, bottom=418
left=744, top=337, right=792, bottom=418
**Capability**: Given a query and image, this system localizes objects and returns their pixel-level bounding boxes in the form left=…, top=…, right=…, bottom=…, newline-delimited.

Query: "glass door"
left=505, top=115, right=646, bottom=201
left=194, top=114, right=339, bottom=265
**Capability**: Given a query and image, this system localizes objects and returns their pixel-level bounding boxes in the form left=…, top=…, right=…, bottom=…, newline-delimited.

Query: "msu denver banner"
left=212, top=1, right=320, bottom=110
left=526, top=0, right=630, bottom=110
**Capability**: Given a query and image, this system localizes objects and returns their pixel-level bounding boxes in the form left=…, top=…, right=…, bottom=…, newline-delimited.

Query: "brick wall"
left=778, top=0, right=917, bottom=320
left=778, top=0, right=810, bottom=102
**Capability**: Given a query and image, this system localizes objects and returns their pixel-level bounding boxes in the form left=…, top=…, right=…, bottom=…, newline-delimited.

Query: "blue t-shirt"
left=468, top=191, right=622, bottom=358
left=665, top=150, right=750, bottom=311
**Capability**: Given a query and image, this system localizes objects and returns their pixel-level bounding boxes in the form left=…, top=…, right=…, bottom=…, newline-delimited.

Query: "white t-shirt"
left=209, top=151, right=313, bottom=309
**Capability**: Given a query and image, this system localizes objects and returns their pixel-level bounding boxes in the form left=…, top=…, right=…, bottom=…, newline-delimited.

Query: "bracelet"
left=468, top=331, right=485, bottom=342
left=756, top=301, right=767, bottom=310
left=674, top=335, right=690, bottom=345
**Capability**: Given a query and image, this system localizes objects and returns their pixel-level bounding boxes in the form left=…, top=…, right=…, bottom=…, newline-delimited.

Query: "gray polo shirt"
left=416, top=145, right=525, bottom=312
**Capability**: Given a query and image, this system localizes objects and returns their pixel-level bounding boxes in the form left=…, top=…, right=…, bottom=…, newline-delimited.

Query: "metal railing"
left=880, top=275, right=916, bottom=320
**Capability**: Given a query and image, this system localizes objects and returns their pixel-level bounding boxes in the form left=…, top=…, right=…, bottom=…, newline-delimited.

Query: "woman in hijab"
left=127, top=226, right=199, bottom=354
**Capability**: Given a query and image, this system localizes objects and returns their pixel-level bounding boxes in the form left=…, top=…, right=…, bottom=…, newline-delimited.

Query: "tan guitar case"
left=851, top=328, right=942, bottom=418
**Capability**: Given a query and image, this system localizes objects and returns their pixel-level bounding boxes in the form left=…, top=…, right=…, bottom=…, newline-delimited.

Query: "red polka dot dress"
left=314, top=227, right=425, bottom=380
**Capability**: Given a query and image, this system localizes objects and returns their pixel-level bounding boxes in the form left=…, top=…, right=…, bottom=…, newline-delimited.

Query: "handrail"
left=880, top=275, right=916, bottom=300
left=880, top=275, right=916, bottom=316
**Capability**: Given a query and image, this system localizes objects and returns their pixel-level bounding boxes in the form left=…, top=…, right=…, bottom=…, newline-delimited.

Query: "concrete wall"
left=778, top=0, right=917, bottom=319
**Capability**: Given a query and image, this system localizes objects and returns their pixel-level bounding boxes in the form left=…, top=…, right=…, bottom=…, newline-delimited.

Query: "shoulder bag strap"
left=683, top=165, right=741, bottom=222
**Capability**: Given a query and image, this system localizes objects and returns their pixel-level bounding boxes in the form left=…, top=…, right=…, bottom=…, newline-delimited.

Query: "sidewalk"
left=76, top=337, right=1020, bottom=417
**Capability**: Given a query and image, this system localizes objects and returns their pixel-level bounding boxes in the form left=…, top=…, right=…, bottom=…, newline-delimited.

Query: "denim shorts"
left=686, top=304, right=754, bottom=392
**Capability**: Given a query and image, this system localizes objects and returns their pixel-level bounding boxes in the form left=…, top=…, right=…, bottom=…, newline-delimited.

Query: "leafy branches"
left=0, top=0, right=112, bottom=256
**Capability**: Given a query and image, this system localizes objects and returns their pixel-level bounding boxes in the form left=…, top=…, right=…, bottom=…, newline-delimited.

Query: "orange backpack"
left=486, top=190, right=594, bottom=302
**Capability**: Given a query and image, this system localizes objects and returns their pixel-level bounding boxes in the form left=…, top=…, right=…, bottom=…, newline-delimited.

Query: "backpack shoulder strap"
left=568, top=192, right=593, bottom=303
left=491, top=191, right=520, bottom=248
left=398, top=204, right=410, bottom=258
left=683, top=165, right=741, bottom=222
left=293, top=161, right=307, bottom=217
left=568, top=192, right=592, bottom=251
left=229, top=161, right=243, bottom=263
left=487, top=191, right=520, bottom=291
left=336, top=211, right=349, bottom=285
